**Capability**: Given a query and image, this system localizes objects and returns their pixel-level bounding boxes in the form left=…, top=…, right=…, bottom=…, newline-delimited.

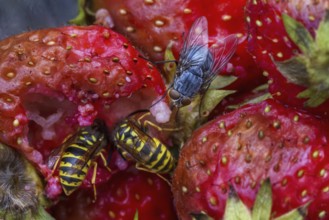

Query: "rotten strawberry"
left=173, top=99, right=329, bottom=219
left=0, top=25, right=166, bottom=197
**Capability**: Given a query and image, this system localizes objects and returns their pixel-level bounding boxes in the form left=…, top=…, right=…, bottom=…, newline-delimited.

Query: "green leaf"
left=274, top=203, right=308, bottom=220
left=201, top=89, right=235, bottom=116
left=134, top=209, right=139, bottom=220
left=223, top=186, right=252, bottom=220
left=315, top=10, right=329, bottom=51
left=209, top=75, right=238, bottom=90
left=251, top=179, right=272, bottom=220
left=273, top=56, right=310, bottom=87
left=163, top=41, right=177, bottom=83
left=282, top=13, right=314, bottom=54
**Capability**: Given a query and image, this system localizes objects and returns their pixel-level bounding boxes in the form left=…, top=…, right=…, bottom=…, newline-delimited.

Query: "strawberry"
left=91, top=0, right=266, bottom=92
left=173, top=99, right=329, bottom=219
left=49, top=165, right=178, bottom=220
left=0, top=25, right=166, bottom=195
left=246, top=0, right=329, bottom=116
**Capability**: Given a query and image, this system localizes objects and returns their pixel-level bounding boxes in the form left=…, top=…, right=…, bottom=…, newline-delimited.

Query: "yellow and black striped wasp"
left=113, top=110, right=176, bottom=174
left=52, top=119, right=110, bottom=199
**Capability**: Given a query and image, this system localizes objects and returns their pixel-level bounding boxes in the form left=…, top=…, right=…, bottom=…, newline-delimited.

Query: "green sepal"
left=251, top=179, right=272, bottom=220
left=297, top=88, right=329, bottom=107
left=200, top=89, right=236, bottom=117
left=173, top=88, right=234, bottom=146
left=209, top=75, right=238, bottom=90
left=282, top=13, right=314, bottom=54
left=227, top=93, right=272, bottom=110
left=315, top=10, right=329, bottom=51
left=273, top=56, right=309, bottom=87
left=33, top=206, right=56, bottom=220
left=163, top=41, right=177, bottom=83
left=69, top=0, right=90, bottom=25
left=223, top=185, right=252, bottom=220
left=134, top=209, right=139, bottom=220
left=173, top=96, right=202, bottom=147
left=190, top=212, right=214, bottom=220
left=274, top=203, right=308, bottom=220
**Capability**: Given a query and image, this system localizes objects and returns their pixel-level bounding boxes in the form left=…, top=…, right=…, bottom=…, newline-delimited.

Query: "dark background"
left=0, top=0, right=77, bottom=40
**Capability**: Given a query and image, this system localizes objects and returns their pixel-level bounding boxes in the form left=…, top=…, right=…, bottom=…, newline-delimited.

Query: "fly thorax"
left=173, top=69, right=204, bottom=99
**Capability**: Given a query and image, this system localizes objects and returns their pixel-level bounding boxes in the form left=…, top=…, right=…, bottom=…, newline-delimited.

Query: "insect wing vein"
left=177, top=16, right=209, bottom=74
left=205, top=34, right=238, bottom=84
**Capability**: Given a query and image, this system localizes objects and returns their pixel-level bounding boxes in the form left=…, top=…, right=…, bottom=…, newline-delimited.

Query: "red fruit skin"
left=246, top=0, right=329, bottom=116
left=173, top=99, right=329, bottom=220
left=0, top=26, right=165, bottom=179
left=49, top=166, right=178, bottom=220
left=92, top=0, right=266, bottom=92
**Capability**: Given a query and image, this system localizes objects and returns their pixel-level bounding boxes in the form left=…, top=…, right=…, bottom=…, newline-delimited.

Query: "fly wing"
left=204, top=34, right=238, bottom=84
left=177, top=16, right=209, bottom=74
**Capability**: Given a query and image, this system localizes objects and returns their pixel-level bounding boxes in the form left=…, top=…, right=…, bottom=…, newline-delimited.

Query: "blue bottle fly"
left=169, top=16, right=238, bottom=107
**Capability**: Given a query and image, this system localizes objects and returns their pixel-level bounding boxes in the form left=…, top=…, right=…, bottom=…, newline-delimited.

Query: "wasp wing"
left=65, top=127, right=107, bottom=173
left=204, top=34, right=238, bottom=85
left=177, top=16, right=209, bottom=74
left=127, top=121, right=158, bottom=162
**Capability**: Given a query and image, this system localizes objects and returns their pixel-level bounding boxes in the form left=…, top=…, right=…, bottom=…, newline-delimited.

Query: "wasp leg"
left=91, top=161, right=98, bottom=202
left=135, top=163, right=172, bottom=186
left=143, top=120, right=182, bottom=132
left=136, top=109, right=182, bottom=131
left=99, top=150, right=112, bottom=173
left=51, top=157, right=60, bottom=175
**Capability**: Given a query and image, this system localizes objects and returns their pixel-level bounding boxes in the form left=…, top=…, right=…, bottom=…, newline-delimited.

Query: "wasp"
left=113, top=111, right=175, bottom=174
left=168, top=16, right=238, bottom=107
left=55, top=120, right=109, bottom=197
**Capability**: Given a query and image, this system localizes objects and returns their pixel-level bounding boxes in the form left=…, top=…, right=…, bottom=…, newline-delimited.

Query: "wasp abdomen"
left=113, top=118, right=175, bottom=174
left=58, top=121, right=107, bottom=196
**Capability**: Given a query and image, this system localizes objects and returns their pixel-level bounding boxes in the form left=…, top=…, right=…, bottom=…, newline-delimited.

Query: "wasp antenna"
left=126, top=109, right=150, bottom=119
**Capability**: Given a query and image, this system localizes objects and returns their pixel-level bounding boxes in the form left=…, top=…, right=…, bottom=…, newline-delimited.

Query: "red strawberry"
left=0, top=25, right=166, bottom=188
left=49, top=165, right=178, bottom=220
left=91, top=0, right=266, bottom=92
left=246, top=0, right=329, bottom=116
left=173, top=99, right=329, bottom=219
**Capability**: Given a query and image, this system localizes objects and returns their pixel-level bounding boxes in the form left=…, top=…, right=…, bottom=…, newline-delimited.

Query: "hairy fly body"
left=169, top=16, right=238, bottom=107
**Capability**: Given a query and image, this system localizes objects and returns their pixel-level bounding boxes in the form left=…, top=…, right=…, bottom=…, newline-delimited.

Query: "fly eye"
left=181, top=97, right=191, bottom=106
left=169, top=89, right=181, bottom=100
